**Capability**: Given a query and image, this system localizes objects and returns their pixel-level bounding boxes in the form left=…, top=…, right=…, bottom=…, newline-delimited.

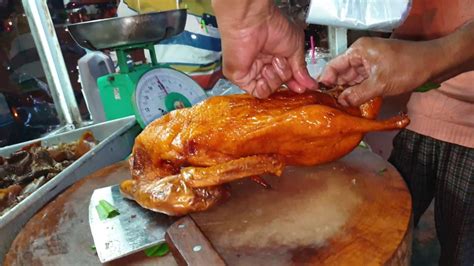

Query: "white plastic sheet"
left=306, top=0, right=412, bottom=32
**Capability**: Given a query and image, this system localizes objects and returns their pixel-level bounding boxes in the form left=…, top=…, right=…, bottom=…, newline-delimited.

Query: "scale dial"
left=135, top=68, right=207, bottom=127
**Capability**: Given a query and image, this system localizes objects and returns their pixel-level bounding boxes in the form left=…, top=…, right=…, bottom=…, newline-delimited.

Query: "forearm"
left=427, top=20, right=474, bottom=83
left=211, top=0, right=275, bottom=29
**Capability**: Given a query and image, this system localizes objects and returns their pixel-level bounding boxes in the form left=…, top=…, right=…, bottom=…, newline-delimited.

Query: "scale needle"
left=156, top=77, right=168, bottom=94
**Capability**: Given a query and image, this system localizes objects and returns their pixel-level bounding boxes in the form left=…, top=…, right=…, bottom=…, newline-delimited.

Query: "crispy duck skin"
left=120, top=89, right=409, bottom=216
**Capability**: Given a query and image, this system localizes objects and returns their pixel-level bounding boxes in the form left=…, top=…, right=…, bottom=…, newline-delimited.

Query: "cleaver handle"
left=165, top=216, right=226, bottom=266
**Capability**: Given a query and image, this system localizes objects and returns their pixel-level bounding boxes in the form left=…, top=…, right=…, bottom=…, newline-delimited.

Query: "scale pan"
left=67, top=9, right=186, bottom=50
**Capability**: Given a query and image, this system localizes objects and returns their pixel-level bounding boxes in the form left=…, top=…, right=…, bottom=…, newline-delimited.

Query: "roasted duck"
left=120, top=89, right=409, bottom=216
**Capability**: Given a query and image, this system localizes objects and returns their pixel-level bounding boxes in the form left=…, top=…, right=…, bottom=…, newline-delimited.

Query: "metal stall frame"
left=21, top=0, right=82, bottom=131
left=328, top=26, right=348, bottom=58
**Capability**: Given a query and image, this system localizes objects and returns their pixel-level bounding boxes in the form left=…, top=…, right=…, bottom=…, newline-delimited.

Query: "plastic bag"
left=306, top=0, right=412, bottom=32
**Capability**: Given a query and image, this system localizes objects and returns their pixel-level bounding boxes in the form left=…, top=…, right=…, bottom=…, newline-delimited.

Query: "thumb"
left=288, top=53, right=317, bottom=89
left=338, top=81, right=380, bottom=107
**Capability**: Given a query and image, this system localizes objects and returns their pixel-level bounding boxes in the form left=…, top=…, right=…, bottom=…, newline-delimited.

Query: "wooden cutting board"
left=4, top=148, right=412, bottom=266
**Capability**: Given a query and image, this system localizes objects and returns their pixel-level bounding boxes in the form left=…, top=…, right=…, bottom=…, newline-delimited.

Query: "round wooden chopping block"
left=4, top=148, right=412, bottom=266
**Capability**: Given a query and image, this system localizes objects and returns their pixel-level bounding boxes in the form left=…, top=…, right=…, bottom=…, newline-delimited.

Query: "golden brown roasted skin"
left=120, top=90, right=409, bottom=216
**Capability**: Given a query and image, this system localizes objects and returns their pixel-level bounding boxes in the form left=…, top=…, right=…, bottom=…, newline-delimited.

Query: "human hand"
left=319, top=37, right=434, bottom=106
left=213, top=1, right=316, bottom=98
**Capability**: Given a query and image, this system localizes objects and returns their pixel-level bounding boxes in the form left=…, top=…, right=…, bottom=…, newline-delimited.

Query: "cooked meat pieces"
left=0, top=132, right=97, bottom=215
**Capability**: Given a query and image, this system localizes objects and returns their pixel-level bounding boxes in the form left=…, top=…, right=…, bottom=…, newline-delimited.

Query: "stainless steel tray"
left=0, top=116, right=141, bottom=261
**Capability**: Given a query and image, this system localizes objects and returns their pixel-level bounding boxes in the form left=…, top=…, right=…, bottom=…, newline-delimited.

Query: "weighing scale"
left=68, top=10, right=208, bottom=128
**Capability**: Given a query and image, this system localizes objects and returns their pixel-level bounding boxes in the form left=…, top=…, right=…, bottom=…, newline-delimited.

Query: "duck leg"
left=119, top=155, right=285, bottom=216
left=181, top=154, right=285, bottom=188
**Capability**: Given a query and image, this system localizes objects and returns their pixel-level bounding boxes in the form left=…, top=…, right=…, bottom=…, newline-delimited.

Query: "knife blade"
left=89, top=185, right=225, bottom=264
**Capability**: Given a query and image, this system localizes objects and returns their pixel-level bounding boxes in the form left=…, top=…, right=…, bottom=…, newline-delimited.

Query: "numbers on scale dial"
left=136, top=68, right=207, bottom=125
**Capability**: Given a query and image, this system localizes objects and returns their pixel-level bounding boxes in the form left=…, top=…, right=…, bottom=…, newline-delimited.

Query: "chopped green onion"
left=415, top=82, right=440, bottom=93
left=96, top=200, right=120, bottom=220
left=91, top=245, right=96, bottom=251
left=377, top=168, right=387, bottom=176
left=200, top=19, right=208, bottom=33
left=358, top=141, right=369, bottom=149
left=144, top=243, right=170, bottom=257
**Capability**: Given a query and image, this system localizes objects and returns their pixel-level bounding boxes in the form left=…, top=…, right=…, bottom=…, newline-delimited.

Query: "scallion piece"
left=96, top=200, right=120, bottom=220
left=377, top=168, right=387, bottom=176
left=358, top=141, right=369, bottom=149
left=415, top=82, right=440, bottom=93
left=144, top=243, right=170, bottom=257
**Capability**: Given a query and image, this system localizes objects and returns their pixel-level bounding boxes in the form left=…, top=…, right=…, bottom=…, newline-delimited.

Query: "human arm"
left=319, top=20, right=474, bottom=106
left=211, top=0, right=316, bottom=98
